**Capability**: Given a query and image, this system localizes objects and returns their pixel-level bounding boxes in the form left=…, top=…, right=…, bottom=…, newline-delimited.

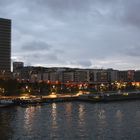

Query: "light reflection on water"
left=0, top=101, right=140, bottom=139
left=24, top=106, right=37, bottom=133
left=65, top=103, right=72, bottom=124
left=116, top=110, right=123, bottom=123
left=50, top=103, right=59, bottom=138
left=51, top=103, right=57, bottom=128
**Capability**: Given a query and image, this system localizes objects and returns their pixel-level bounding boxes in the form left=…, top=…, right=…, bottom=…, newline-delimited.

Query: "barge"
left=78, top=91, right=140, bottom=102
left=0, top=99, right=14, bottom=107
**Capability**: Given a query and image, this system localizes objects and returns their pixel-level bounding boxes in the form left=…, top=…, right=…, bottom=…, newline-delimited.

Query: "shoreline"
left=1, top=91, right=140, bottom=107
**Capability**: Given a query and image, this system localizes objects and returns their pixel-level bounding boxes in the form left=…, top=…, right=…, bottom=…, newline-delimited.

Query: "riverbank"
left=0, top=94, right=78, bottom=107
left=78, top=91, right=140, bottom=102
left=1, top=91, right=140, bottom=107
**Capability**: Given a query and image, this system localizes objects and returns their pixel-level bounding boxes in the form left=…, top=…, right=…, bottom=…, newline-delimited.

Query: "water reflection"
left=134, top=110, right=140, bottom=128
left=51, top=103, right=57, bottom=127
left=98, top=109, right=106, bottom=120
left=97, top=106, right=107, bottom=129
left=116, top=110, right=123, bottom=123
left=65, top=103, right=72, bottom=124
left=65, top=103, right=72, bottom=115
left=24, top=107, right=36, bottom=131
left=97, top=108, right=107, bottom=139
left=78, top=104, right=85, bottom=126
left=1, top=101, right=140, bottom=140
left=0, top=108, right=15, bottom=140
left=50, top=103, right=59, bottom=138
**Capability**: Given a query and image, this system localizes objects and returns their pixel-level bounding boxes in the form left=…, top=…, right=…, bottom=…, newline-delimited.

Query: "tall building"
left=0, top=18, right=11, bottom=79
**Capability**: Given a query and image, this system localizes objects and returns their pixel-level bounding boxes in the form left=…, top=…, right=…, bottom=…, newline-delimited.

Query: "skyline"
left=1, top=0, right=140, bottom=70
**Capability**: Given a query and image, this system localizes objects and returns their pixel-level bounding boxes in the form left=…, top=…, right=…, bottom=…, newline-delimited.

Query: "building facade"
left=0, top=18, right=11, bottom=79
left=13, top=62, right=24, bottom=72
left=134, top=71, right=140, bottom=82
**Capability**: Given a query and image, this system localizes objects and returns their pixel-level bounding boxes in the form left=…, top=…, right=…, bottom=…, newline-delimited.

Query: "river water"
left=0, top=101, right=140, bottom=140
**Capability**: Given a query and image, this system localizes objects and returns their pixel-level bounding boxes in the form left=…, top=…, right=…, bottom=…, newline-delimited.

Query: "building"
left=43, top=72, right=49, bottom=82
left=63, top=71, right=74, bottom=83
left=89, top=69, right=100, bottom=83
left=74, top=69, right=88, bottom=83
left=134, top=71, right=140, bottom=82
left=118, top=71, right=128, bottom=82
left=49, top=72, right=59, bottom=82
left=96, top=70, right=109, bottom=83
left=13, top=62, right=24, bottom=72
left=0, top=18, right=11, bottom=79
left=127, top=70, right=135, bottom=82
left=109, top=69, right=118, bottom=82
left=88, top=69, right=118, bottom=83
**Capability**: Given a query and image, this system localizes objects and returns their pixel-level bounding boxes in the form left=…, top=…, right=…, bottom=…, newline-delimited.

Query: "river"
left=0, top=100, right=140, bottom=140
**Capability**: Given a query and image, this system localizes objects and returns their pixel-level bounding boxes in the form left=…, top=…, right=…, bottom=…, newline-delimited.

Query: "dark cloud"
left=23, top=52, right=60, bottom=66
left=77, top=60, right=92, bottom=67
left=21, top=40, right=51, bottom=51
left=70, top=60, right=92, bottom=68
left=125, top=45, right=140, bottom=57
left=121, top=0, right=140, bottom=28
left=1, top=0, right=140, bottom=69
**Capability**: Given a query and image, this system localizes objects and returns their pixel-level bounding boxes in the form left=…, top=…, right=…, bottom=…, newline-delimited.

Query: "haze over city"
left=1, top=0, right=140, bottom=70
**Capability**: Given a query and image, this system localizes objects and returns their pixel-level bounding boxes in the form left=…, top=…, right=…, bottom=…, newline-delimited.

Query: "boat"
left=103, top=92, right=140, bottom=102
left=78, top=91, right=140, bottom=102
left=13, top=97, right=43, bottom=106
left=78, top=93, right=102, bottom=102
left=0, top=99, right=14, bottom=107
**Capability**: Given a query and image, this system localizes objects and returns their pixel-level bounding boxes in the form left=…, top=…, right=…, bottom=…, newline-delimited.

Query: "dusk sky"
left=1, top=0, right=140, bottom=70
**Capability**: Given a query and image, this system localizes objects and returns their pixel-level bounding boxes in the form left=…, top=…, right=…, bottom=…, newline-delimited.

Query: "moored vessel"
left=0, top=99, right=14, bottom=107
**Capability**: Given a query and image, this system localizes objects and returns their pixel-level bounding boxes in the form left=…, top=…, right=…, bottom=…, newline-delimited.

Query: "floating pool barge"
left=1, top=91, right=140, bottom=107
left=78, top=91, right=140, bottom=102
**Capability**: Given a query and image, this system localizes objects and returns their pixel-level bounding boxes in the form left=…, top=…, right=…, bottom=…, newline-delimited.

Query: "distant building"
left=109, top=70, right=118, bottom=82
left=74, top=70, right=88, bottom=83
left=11, top=63, right=139, bottom=84
left=117, top=70, right=135, bottom=82
left=0, top=18, right=11, bottom=79
left=118, top=71, right=128, bottom=82
left=88, top=69, right=118, bottom=83
left=13, top=62, right=24, bottom=72
left=63, top=71, right=74, bottom=83
left=97, top=70, right=109, bottom=83
left=43, top=72, right=49, bottom=81
left=49, top=72, right=59, bottom=82
left=89, top=69, right=99, bottom=83
left=127, top=70, right=135, bottom=82
left=134, top=71, right=140, bottom=82
left=31, top=73, right=42, bottom=82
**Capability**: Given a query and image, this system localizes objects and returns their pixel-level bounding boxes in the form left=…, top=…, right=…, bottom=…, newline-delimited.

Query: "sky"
left=1, top=0, right=140, bottom=70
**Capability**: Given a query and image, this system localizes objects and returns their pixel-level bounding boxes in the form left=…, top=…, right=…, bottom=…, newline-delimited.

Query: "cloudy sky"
left=1, top=0, right=140, bottom=70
